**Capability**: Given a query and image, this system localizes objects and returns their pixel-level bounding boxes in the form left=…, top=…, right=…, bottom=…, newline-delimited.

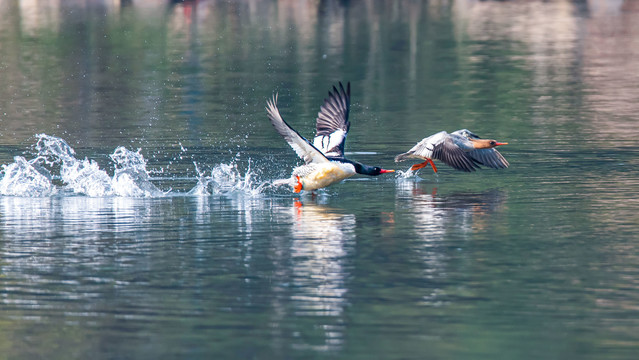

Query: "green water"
left=1, top=0, right=639, bottom=359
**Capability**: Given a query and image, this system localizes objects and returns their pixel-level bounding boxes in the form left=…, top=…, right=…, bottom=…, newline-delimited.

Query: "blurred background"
left=2, top=0, right=638, bottom=148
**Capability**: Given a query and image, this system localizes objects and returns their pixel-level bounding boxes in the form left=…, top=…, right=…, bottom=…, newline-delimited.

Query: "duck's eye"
left=490, top=141, right=496, bottom=146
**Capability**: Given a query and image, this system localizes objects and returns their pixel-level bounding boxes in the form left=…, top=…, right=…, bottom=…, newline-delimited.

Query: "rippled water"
left=1, top=0, right=639, bottom=359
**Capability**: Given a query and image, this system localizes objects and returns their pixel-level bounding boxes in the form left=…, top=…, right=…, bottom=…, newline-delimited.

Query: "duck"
left=266, top=82, right=394, bottom=193
left=395, top=129, right=509, bottom=172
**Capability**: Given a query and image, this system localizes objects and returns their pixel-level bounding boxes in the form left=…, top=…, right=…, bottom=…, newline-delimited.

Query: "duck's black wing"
left=468, top=148, right=510, bottom=169
left=313, top=82, right=351, bottom=158
left=431, top=136, right=480, bottom=172
left=452, top=129, right=509, bottom=169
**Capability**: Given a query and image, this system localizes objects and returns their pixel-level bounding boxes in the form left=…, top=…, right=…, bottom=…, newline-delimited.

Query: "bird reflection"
left=271, top=198, right=354, bottom=351
left=290, top=199, right=353, bottom=316
left=395, top=180, right=507, bottom=287
left=396, top=180, right=507, bottom=239
left=168, top=0, right=199, bottom=24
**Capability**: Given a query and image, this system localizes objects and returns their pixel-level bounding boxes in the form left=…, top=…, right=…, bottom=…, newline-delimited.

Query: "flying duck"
left=395, top=129, right=509, bottom=172
left=266, top=82, right=394, bottom=192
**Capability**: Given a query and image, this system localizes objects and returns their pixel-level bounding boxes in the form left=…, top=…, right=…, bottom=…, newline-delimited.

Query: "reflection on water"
left=289, top=200, right=353, bottom=317
left=0, top=193, right=355, bottom=354
left=394, top=180, right=508, bottom=306
left=3, top=0, right=639, bottom=148
left=396, top=179, right=507, bottom=240
left=454, top=0, right=639, bottom=143
left=2, top=0, right=639, bottom=358
left=269, top=199, right=355, bottom=352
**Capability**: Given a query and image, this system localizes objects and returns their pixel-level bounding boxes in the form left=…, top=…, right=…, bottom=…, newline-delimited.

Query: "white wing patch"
left=313, top=129, right=347, bottom=158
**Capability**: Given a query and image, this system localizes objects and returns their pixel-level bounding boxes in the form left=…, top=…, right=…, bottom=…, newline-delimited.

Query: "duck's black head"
left=331, top=158, right=395, bottom=176
left=354, top=163, right=395, bottom=176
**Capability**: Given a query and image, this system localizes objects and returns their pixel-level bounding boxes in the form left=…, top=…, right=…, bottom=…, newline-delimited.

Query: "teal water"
left=1, top=0, right=639, bottom=359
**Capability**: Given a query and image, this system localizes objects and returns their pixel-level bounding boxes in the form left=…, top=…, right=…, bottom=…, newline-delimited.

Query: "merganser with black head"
left=395, top=129, right=509, bottom=173
left=266, top=82, right=394, bottom=193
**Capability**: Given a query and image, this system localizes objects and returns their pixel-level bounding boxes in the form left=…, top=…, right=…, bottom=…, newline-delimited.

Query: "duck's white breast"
left=297, top=162, right=355, bottom=191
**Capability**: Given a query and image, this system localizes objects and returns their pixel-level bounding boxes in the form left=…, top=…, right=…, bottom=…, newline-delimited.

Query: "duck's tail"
left=273, top=176, right=302, bottom=193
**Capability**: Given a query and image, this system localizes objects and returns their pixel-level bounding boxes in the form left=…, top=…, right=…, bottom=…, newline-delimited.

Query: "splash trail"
left=0, top=134, right=266, bottom=198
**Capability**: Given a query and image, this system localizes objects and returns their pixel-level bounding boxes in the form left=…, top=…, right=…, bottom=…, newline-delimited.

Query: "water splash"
left=396, top=168, right=416, bottom=179
left=189, top=161, right=267, bottom=197
left=0, top=135, right=163, bottom=197
left=61, top=159, right=114, bottom=197
left=0, top=134, right=268, bottom=197
left=110, top=147, right=165, bottom=197
left=395, top=167, right=440, bottom=183
left=34, top=134, right=76, bottom=165
left=29, top=134, right=114, bottom=196
left=0, top=156, right=56, bottom=196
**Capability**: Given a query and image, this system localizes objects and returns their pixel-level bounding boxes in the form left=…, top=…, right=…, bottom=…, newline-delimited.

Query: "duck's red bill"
left=380, top=169, right=395, bottom=174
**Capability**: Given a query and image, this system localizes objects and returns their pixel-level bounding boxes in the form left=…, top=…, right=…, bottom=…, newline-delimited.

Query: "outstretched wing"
left=266, top=95, right=329, bottom=165
left=431, top=137, right=480, bottom=172
left=452, top=129, right=480, bottom=140
left=467, top=148, right=509, bottom=169
left=452, top=129, right=509, bottom=169
left=313, top=82, right=351, bottom=158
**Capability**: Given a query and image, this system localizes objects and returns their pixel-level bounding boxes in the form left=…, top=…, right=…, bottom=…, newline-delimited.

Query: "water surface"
left=1, top=0, right=639, bottom=359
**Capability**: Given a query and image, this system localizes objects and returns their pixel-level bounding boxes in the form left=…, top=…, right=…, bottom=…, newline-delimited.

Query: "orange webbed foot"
left=410, top=159, right=438, bottom=173
left=428, top=159, right=438, bottom=173
left=410, top=161, right=428, bottom=171
left=293, top=176, right=303, bottom=193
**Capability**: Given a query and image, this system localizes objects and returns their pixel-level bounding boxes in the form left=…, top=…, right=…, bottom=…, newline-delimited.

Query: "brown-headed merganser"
left=395, top=129, right=509, bottom=172
left=267, top=82, right=394, bottom=192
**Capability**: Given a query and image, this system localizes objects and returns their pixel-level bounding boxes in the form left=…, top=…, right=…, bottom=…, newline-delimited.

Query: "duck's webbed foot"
left=410, top=159, right=438, bottom=173
left=293, top=176, right=303, bottom=193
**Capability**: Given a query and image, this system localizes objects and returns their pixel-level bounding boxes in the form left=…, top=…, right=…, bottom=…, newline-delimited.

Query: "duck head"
left=355, top=163, right=395, bottom=176
left=471, top=139, right=509, bottom=149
